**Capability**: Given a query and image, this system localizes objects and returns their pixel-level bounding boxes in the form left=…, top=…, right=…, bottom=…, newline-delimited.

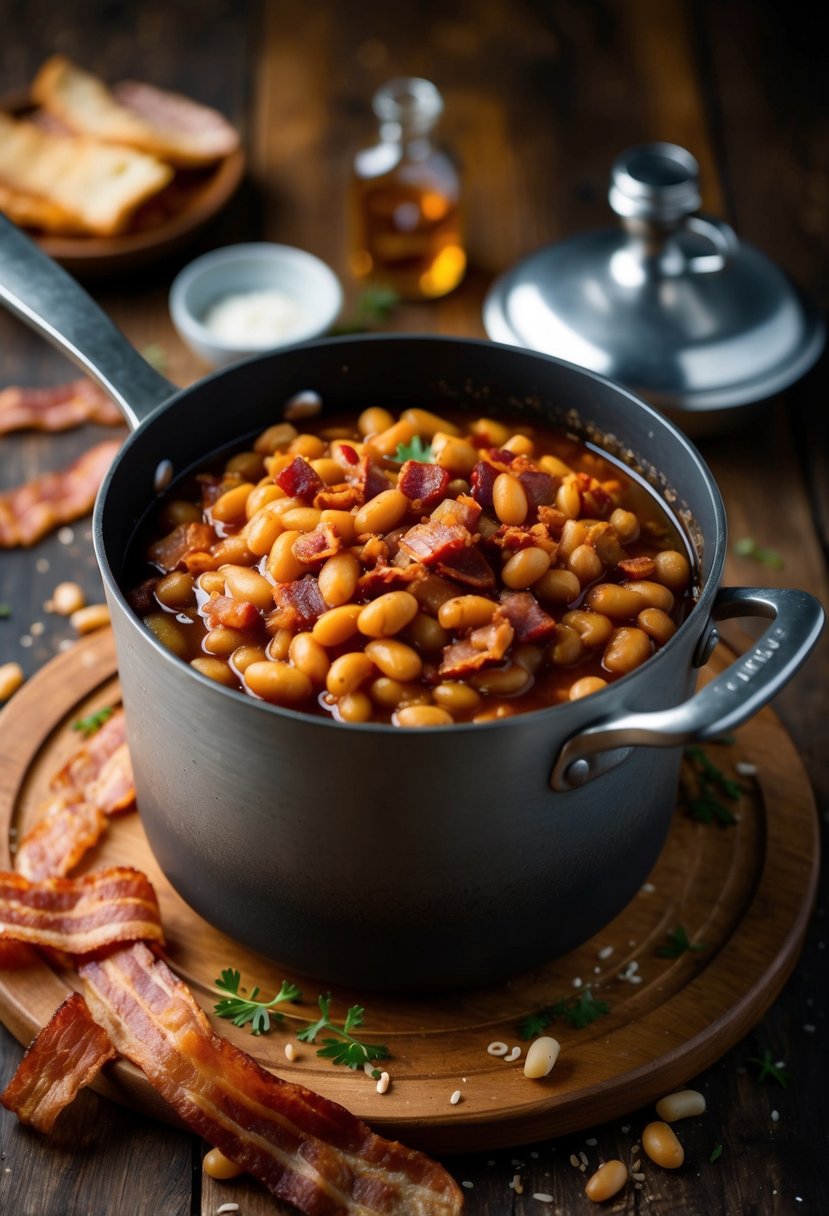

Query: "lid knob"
left=609, top=142, right=702, bottom=223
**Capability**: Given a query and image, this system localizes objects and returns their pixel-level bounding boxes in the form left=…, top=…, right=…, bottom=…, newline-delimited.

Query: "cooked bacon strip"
left=85, top=743, right=135, bottom=816
left=79, top=944, right=463, bottom=1216
left=431, top=493, right=481, bottom=532
left=111, top=80, right=240, bottom=167
left=147, top=521, right=216, bottom=572
left=0, top=379, right=122, bottom=435
left=499, top=591, right=557, bottom=643
left=357, top=562, right=426, bottom=598
left=127, top=575, right=160, bottom=616
left=14, top=798, right=107, bottom=882
left=469, top=460, right=498, bottom=510
left=438, top=615, right=514, bottom=678
left=617, top=555, right=657, bottom=579
left=276, top=456, right=325, bottom=503
left=51, top=708, right=128, bottom=793
left=517, top=469, right=556, bottom=510
left=398, top=461, right=450, bottom=511
left=0, top=993, right=116, bottom=1133
left=292, top=523, right=342, bottom=565
left=313, top=482, right=364, bottom=511
left=0, top=439, right=120, bottom=548
left=269, top=576, right=327, bottom=631
left=436, top=545, right=496, bottom=590
left=0, top=867, right=163, bottom=954
left=398, top=521, right=470, bottom=566
left=202, top=592, right=260, bottom=632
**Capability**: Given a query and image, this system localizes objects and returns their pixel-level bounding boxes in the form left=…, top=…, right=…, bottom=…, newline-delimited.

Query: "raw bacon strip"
left=398, top=461, right=450, bottom=511
left=0, top=379, right=122, bottom=434
left=0, top=868, right=164, bottom=954
left=14, top=798, right=107, bottom=882
left=79, top=944, right=463, bottom=1216
left=202, top=593, right=260, bottom=632
left=0, top=440, right=120, bottom=549
left=438, top=615, right=514, bottom=678
left=0, top=993, right=116, bottom=1133
left=269, top=576, right=327, bottom=631
left=147, top=521, right=216, bottom=572
left=499, top=591, right=557, bottom=643
left=398, top=521, right=470, bottom=566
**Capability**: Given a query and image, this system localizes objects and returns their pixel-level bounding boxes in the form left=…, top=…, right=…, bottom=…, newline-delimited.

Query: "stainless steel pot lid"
left=483, top=143, right=825, bottom=413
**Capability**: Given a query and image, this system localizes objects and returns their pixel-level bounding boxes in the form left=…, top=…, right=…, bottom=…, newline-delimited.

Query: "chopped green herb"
left=682, top=744, right=747, bottom=826
left=393, top=434, right=435, bottom=464
left=748, top=1048, right=793, bottom=1088
left=330, top=286, right=400, bottom=334
left=519, top=987, right=610, bottom=1039
left=213, top=968, right=302, bottom=1036
left=710, top=1144, right=724, bottom=1163
left=142, top=343, right=169, bottom=373
left=733, top=537, right=784, bottom=569
left=0, top=603, right=11, bottom=618
left=658, top=925, right=707, bottom=959
left=71, top=706, right=115, bottom=738
left=296, top=994, right=390, bottom=1070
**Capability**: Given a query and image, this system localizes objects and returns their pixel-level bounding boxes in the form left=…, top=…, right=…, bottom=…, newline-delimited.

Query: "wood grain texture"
left=0, top=0, right=826, bottom=1212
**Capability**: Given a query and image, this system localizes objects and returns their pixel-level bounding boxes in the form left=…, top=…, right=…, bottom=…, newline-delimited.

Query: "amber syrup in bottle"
left=349, top=77, right=466, bottom=301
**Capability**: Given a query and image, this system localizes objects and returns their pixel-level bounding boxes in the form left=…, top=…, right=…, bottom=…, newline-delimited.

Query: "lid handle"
left=609, top=142, right=737, bottom=274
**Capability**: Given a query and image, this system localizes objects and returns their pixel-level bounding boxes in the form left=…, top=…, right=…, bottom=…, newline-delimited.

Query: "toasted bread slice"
left=33, top=56, right=239, bottom=169
left=0, top=112, right=173, bottom=236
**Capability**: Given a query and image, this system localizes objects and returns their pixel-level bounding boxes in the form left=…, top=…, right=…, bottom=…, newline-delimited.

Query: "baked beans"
left=128, top=405, right=696, bottom=725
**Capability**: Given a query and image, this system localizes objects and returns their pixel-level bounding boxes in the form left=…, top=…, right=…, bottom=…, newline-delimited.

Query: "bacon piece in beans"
left=398, top=460, right=450, bottom=510
left=431, top=493, right=481, bottom=531
left=292, top=523, right=341, bottom=565
left=275, top=457, right=324, bottom=503
left=127, top=577, right=159, bottom=616
left=436, top=544, right=497, bottom=590
left=470, top=460, right=499, bottom=510
left=618, top=555, right=657, bottom=580
left=398, top=520, right=470, bottom=565
left=518, top=469, right=557, bottom=510
left=202, top=593, right=260, bottom=631
left=438, top=614, right=514, bottom=678
left=269, top=576, right=327, bottom=631
left=313, top=482, right=363, bottom=511
left=357, top=562, right=427, bottom=597
left=499, top=591, right=557, bottom=642
left=147, top=521, right=216, bottom=572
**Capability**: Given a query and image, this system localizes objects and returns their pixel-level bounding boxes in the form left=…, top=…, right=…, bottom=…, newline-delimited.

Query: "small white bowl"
left=169, top=242, right=343, bottom=368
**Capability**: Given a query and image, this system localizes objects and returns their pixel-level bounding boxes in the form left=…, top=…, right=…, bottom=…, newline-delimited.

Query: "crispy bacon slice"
left=438, top=615, right=514, bottom=678
left=0, top=379, right=122, bottom=435
left=292, top=523, right=342, bottom=565
left=51, top=708, right=128, bottom=793
left=435, top=545, right=496, bottom=590
left=357, top=562, right=427, bottom=598
left=0, top=440, right=120, bottom=548
left=269, top=576, right=327, bottom=631
left=202, top=592, right=260, bottom=632
left=499, top=591, right=557, bottom=643
left=147, top=521, right=216, bottom=572
left=111, top=80, right=240, bottom=167
left=14, top=798, right=107, bottom=883
left=398, top=521, right=470, bottom=566
left=617, top=555, right=657, bottom=580
left=313, top=482, right=363, bottom=512
left=0, top=993, right=117, bottom=1133
left=469, top=460, right=498, bottom=510
left=431, top=493, right=481, bottom=532
left=517, top=469, right=556, bottom=510
left=0, top=867, right=164, bottom=954
left=79, top=944, right=463, bottom=1216
left=398, top=460, right=450, bottom=511
left=276, top=456, right=325, bottom=503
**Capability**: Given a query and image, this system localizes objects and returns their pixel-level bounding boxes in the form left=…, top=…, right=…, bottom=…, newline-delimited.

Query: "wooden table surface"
left=0, top=2, right=826, bottom=1213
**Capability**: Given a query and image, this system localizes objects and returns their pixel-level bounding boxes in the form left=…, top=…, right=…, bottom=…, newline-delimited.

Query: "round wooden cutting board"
left=0, top=630, right=819, bottom=1152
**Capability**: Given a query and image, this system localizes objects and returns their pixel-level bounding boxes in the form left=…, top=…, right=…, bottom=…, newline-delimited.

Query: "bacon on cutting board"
left=0, top=439, right=121, bottom=548
left=0, top=379, right=123, bottom=434
left=0, top=867, right=164, bottom=954
left=79, top=944, right=463, bottom=1216
left=0, top=993, right=117, bottom=1133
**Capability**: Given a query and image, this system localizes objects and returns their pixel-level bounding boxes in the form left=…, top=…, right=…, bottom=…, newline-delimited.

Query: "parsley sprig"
left=519, top=988, right=610, bottom=1039
left=734, top=537, right=784, bottom=569
left=71, top=706, right=115, bottom=738
left=0, top=603, right=11, bottom=618
left=748, top=1048, right=793, bottom=1088
left=658, top=925, right=708, bottom=959
left=213, top=969, right=302, bottom=1035
left=710, top=1144, right=724, bottom=1163
left=393, top=434, right=436, bottom=464
left=682, top=744, right=746, bottom=826
left=330, top=286, right=400, bottom=334
left=297, top=994, right=390, bottom=1070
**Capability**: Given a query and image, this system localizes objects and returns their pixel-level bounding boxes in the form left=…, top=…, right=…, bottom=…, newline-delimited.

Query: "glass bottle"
left=349, top=77, right=466, bottom=301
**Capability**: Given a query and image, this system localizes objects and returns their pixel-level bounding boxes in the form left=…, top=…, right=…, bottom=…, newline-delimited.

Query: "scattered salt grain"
left=632, top=1171, right=646, bottom=1182
left=569, top=1154, right=580, bottom=1169
left=585, top=1137, right=597, bottom=1146
left=532, top=1194, right=553, bottom=1204
left=57, top=526, right=74, bottom=545
left=30, top=621, right=44, bottom=636
left=19, top=635, right=32, bottom=648
left=487, top=1041, right=509, bottom=1056
left=803, top=1024, right=816, bottom=1033
left=771, top=1110, right=780, bottom=1122
left=217, top=1206, right=240, bottom=1214
left=736, top=761, right=758, bottom=776
left=620, top=1124, right=630, bottom=1134
left=598, top=946, right=614, bottom=960
left=35, top=558, right=50, bottom=573
left=572, top=976, right=583, bottom=988
left=640, top=882, right=656, bottom=893
left=579, top=1151, right=588, bottom=1166
left=449, top=1090, right=461, bottom=1105
left=283, top=1042, right=296, bottom=1062
left=461, top=1181, right=474, bottom=1189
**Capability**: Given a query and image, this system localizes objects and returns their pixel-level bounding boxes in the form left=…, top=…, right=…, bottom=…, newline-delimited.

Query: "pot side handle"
left=549, top=587, right=825, bottom=791
left=0, top=215, right=173, bottom=430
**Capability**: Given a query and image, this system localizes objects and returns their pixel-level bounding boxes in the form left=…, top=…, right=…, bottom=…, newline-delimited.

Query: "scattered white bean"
left=50, top=581, right=86, bottom=616
left=70, top=603, right=110, bottom=634
left=655, top=1088, right=707, bottom=1122
left=376, top=1071, right=390, bottom=1094
left=533, top=1193, right=553, bottom=1203
left=283, top=1042, right=296, bottom=1062
left=0, top=662, right=25, bottom=703
left=598, top=945, right=614, bottom=960
left=736, top=761, right=758, bottom=776
left=449, top=1089, right=462, bottom=1105
left=523, top=1036, right=561, bottom=1079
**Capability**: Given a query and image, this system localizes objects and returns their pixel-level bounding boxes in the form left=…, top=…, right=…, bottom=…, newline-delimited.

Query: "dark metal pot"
left=1, top=218, right=823, bottom=991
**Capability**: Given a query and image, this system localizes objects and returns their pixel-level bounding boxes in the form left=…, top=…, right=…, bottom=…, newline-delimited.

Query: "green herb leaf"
left=393, top=434, right=435, bottom=463
left=658, top=925, right=707, bottom=959
left=296, top=993, right=389, bottom=1069
left=142, top=343, right=168, bottom=373
left=71, top=706, right=115, bottom=738
left=329, top=287, right=400, bottom=334
left=710, top=1144, right=724, bottom=1163
left=682, top=745, right=747, bottom=827
left=733, top=537, right=784, bottom=569
left=519, top=988, right=610, bottom=1038
left=747, top=1048, right=793, bottom=1088
left=213, top=968, right=302, bottom=1036
left=0, top=603, right=11, bottom=618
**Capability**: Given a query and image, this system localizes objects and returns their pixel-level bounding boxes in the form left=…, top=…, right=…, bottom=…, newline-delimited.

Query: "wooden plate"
left=0, top=631, right=819, bottom=1152
left=1, top=91, right=245, bottom=276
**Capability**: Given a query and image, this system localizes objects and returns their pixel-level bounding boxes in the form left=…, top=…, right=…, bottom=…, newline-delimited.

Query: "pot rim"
left=93, top=333, right=727, bottom=733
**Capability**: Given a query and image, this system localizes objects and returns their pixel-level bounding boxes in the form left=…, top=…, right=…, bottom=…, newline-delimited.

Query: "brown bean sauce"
left=127, top=406, right=697, bottom=725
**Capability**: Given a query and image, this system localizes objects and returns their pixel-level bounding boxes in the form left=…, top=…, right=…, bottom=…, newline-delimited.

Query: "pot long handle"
left=0, top=215, right=174, bottom=430
left=549, top=586, right=824, bottom=791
